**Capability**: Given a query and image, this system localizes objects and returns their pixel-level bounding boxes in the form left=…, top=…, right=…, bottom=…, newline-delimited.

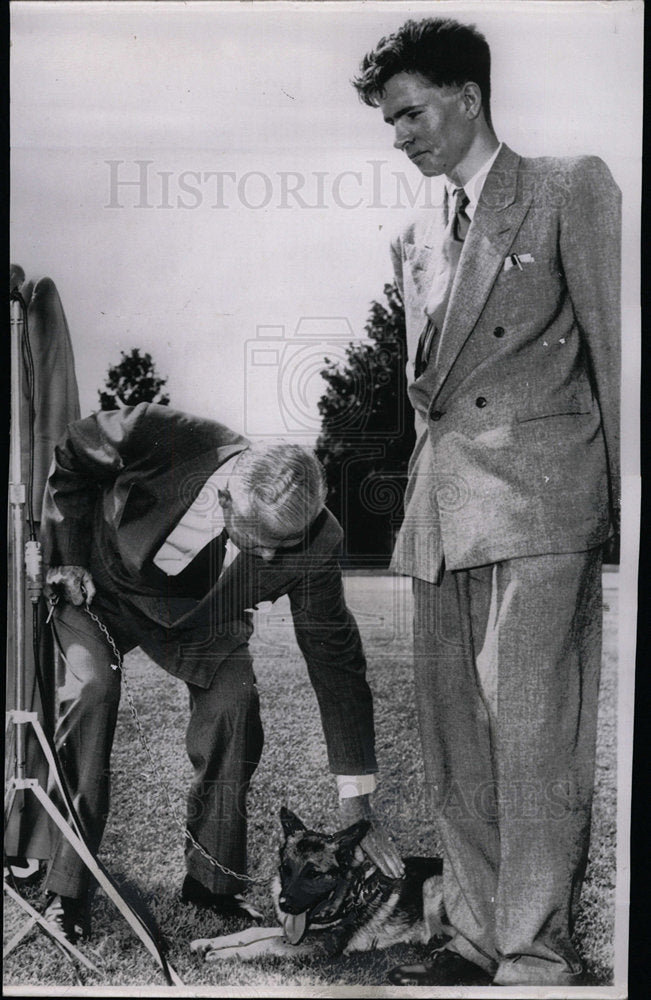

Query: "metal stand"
left=4, top=294, right=183, bottom=985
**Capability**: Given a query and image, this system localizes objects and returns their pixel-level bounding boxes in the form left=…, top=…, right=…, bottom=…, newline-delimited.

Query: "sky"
left=10, top=0, right=643, bottom=446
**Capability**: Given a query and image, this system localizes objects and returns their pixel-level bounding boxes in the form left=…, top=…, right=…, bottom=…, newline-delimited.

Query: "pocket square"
left=503, top=253, right=535, bottom=272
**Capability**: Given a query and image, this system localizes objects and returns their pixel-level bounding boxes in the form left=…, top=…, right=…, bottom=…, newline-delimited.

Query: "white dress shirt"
left=153, top=453, right=240, bottom=576
left=446, top=141, right=503, bottom=221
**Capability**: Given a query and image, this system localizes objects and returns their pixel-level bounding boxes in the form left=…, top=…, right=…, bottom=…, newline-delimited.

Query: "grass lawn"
left=3, top=573, right=619, bottom=993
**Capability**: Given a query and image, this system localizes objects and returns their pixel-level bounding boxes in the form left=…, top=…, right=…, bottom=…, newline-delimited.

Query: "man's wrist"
left=339, top=793, right=371, bottom=819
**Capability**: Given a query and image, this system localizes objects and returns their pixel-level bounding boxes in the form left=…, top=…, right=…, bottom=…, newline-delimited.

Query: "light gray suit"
left=390, top=145, right=620, bottom=984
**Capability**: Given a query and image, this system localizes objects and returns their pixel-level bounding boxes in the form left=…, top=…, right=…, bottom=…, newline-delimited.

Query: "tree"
left=99, top=348, right=170, bottom=411
left=316, top=282, right=415, bottom=566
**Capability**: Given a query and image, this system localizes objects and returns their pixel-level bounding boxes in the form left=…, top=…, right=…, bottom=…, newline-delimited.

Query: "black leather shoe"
left=388, top=949, right=493, bottom=986
left=42, top=893, right=90, bottom=945
left=181, top=874, right=264, bottom=924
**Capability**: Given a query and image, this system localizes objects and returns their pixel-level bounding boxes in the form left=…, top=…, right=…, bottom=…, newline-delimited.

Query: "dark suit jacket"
left=390, top=145, right=621, bottom=582
left=7, top=268, right=81, bottom=859
left=40, top=402, right=377, bottom=775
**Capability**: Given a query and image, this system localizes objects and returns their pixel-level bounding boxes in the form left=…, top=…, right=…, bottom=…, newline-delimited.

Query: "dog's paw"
left=190, top=927, right=286, bottom=962
left=190, top=937, right=215, bottom=958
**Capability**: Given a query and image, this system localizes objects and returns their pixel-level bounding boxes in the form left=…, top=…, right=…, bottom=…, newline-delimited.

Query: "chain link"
left=82, top=604, right=270, bottom=886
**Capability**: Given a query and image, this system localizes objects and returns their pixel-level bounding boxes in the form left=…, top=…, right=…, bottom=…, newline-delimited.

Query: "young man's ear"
left=461, top=81, right=483, bottom=120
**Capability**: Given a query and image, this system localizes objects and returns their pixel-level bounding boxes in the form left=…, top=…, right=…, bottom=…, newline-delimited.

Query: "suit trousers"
left=44, top=600, right=264, bottom=900
left=413, top=548, right=602, bottom=986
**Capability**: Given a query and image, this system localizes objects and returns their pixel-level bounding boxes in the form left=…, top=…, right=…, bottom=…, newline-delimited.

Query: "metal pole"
left=4, top=294, right=184, bottom=986
left=9, top=295, right=26, bottom=780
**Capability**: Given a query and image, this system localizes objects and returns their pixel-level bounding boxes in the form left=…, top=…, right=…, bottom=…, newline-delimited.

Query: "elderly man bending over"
left=40, top=402, right=402, bottom=942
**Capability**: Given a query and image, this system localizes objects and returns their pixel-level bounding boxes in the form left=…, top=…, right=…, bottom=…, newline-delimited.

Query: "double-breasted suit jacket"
left=390, top=144, right=621, bottom=582
left=41, top=402, right=377, bottom=776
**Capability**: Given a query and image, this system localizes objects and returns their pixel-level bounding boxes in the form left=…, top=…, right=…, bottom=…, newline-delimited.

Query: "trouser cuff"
left=493, top=956, right=584, bottom=986
left=185, top=853, right=248, bottom=896
left=445, top=934, right=497, bottom=975
left=43, top=865, right=89, bottom=901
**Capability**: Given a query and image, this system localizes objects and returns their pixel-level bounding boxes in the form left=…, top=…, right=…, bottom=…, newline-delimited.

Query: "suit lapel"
left=118, top=442, right=246, bottom=576
left=146, top=508, right=338, bottom=629
left=401, top=199, right=447, bottom=378
left=127, top=545, right=288, bottom=629
left=151, top=546, right=304, bottom=629
left=206, top=506, right=337, bottom=623
left=416, top=146, right=533, bottom=406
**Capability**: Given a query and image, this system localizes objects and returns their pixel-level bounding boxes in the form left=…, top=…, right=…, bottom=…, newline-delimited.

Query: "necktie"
left=164, top=528, right=228, bottom=597
left=451, top=186, right=471, bottom=240
left=414, top=187, right=470, bottom=379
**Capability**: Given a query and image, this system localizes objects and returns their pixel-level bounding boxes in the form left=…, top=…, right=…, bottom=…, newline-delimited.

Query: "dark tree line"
left=316, top=282, right=415, bottom=566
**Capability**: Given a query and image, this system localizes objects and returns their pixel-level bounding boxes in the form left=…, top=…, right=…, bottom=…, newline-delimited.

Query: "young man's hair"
left=230, top=442, right=327, bottom=538
left=353, top=18, right=492, bottom=128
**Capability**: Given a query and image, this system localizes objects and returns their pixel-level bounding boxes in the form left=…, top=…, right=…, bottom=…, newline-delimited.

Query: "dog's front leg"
left=191, top=926, right=339, bottom=963
left=191, top=926, right=287, bottom=962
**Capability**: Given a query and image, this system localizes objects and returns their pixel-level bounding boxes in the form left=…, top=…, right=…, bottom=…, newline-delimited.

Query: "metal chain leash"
left=80, top=602, right=271, bottom=886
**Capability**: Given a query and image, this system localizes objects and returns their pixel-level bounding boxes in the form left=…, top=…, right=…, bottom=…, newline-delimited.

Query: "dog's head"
left=274, top=806, right=370, bottom=944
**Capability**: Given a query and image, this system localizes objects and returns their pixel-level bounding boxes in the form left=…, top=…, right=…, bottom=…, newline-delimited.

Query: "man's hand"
left=45, top=566, right=96, bottom=606
left=339, top=794, right=405, bottom=879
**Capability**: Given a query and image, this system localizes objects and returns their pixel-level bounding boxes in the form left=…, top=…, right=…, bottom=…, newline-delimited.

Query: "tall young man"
left=354, top=17, right=620, bottom=987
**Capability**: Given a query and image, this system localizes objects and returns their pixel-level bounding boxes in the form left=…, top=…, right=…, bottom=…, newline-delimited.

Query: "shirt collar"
left=446, top=142, right=503, bottom=220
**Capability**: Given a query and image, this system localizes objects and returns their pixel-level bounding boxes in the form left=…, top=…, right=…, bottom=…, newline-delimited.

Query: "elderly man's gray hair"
left=230, top=442, right=327, bottom=536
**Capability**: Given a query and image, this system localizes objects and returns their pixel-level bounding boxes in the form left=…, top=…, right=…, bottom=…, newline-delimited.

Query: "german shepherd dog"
left=191, top=807, right=443, bottom=962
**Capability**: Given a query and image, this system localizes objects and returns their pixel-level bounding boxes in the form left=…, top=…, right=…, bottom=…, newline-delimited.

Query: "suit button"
left=430, top=410, right=443, bottom=421
left=475, top=396, right=487, bottom=408
left=493, top=326, right=505, bottom=338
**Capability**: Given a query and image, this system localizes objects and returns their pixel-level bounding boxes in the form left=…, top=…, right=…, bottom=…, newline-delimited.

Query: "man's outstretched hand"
left=46, top=565, right=96, bottom=606
left=339, top=793, right=405, bottom=879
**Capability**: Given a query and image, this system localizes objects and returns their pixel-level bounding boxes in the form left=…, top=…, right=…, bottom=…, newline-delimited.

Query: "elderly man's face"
left=219, top=490, right=309, bottom=561
left=378, top=72, right=473, bottom=182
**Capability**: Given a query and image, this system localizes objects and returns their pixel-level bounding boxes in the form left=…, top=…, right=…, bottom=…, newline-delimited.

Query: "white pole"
left=9, top=295, right=27, bottom=780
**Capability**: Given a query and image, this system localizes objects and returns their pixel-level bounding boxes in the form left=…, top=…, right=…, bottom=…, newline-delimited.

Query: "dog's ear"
left=280, top=807, right=307, bottom=837
left=333, top=818, right=371, bottom=857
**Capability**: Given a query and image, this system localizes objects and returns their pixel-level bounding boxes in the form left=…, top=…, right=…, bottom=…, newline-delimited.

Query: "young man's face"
left=378, top=72, right=474, bottom=181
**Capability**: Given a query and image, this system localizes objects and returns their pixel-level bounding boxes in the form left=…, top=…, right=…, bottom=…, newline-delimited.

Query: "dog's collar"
left=352, top=862, right=401, bottom=907
left=310, top=862, right=395, bottom=927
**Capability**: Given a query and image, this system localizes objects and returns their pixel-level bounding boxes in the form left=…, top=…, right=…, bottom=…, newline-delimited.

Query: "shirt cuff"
left=336, top=774, right=377, bottom=799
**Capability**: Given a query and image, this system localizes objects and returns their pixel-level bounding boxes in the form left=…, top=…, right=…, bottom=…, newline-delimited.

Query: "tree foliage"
left=316, top=283, right=415, bottom=565
left=99, top=348, right=170, bottom=411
